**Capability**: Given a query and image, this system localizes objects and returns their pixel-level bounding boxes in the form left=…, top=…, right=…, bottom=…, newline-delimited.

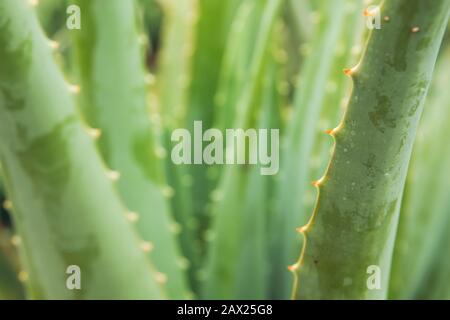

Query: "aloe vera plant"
left=71, top=0, right=188, bottom=299
left=0, top=0, right=163, bottom=299
left=272, top=0, right=365, bottom=298
left=0, top=0, right=450, bottom=301
left=291, top=0, right=450, bottom=299
left=201, top=0, right=283, bottom=299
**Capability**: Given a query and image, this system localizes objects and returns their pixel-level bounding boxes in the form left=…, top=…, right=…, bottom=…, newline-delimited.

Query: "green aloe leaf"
left=234, top=50, right=283, bottom=299
left=292, top=0, right=450, bottom=299
left=0, top=0, right=163, bottom=299
left=182, top=0, right=240, bottom=288
left=71, top=0, right=189, bottom=299
left=416, top=219, right=450, bottom=299
left=158, top=0, right=241, bottom=294
left=272, top=0, right=364, bottom=298
left=155, top=0, right=200, bottom=295
left=389, top=48, right=450, bottom=299
left=201, top=0, right=283, bottom=299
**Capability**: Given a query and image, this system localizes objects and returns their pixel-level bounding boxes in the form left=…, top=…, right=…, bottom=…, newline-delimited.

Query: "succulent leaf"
left=0, top=0, right=163, bottom=299
left=292, top=0, right=450, bottom=299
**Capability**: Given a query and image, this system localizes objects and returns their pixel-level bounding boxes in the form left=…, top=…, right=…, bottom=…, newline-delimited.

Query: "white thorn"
left=2, top=199, right=12, bottom=210
left=68, top=84, right=80, bottom=94
left=154, top=272, right=167, bottom=284
left=138, top=34, right=147, bottom=45
left=177, top=257, right=190, bottom=269
left=145, top=74, right=155, bottom=85
left=161, top=185, right=174, bottom=198
left=48, top=40, right=60, bottom=50
left=11, top=235, right=22, bottom=246
left=288, top=263, right=299, bottom=272
left=126, top=211, right=139, bottom=223
left=170, top=222, right=181, bottom=234
left=140, top=241, right=154, bottom=253
left=86, top=128, right=102, bottom=139
left=154, top=146, right=167, bottom=159
left=18, top=271, right=29, bottom=282
left=107, top=170, right=120, bottom=181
